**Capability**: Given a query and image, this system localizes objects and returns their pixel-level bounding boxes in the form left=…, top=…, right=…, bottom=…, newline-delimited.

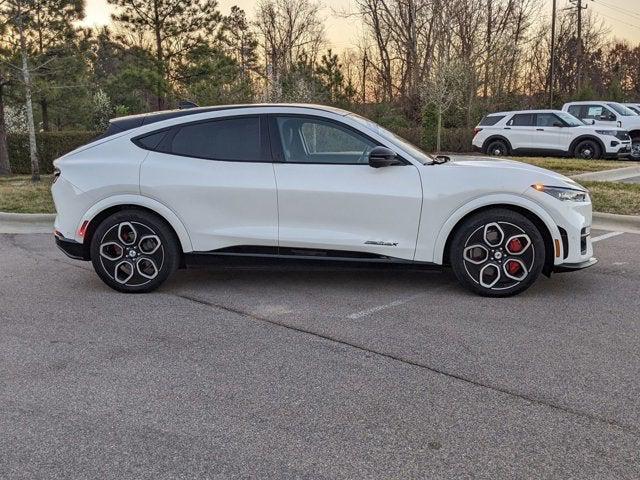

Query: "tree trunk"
left=153, top=0, right=165, bottom=110
left=18, top=14, right=40, bottom=182
left=0, top=82, right=11, bottom=175
left=436, top=107, right=442, bottom=153
left=40, top=98, right=50, bottom=131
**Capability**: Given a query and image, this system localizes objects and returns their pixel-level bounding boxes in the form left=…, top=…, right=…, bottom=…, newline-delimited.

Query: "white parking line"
left=591, top=231, right=624, bottom=243
left=348, top=293, right=423, bottom=320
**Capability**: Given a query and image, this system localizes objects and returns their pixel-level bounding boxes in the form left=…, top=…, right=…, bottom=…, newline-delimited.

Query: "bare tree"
left=255, top=0, right=324, bottom=100
left=421, top=59, right=466, bottom=152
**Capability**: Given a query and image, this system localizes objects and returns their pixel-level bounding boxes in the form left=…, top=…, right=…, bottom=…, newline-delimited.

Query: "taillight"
left=53, top=167, right=61, bottom=183
left=473, top=127, right=483, bottom=136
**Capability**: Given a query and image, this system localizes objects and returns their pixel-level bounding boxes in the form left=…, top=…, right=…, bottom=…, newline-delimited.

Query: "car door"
left=139, top=115, right=278, bottom=252
left=504, top=113, right=536, bottom=150
left=534, top=113, right=573, bottom=151
left=270, top=115, right=422, bottom=260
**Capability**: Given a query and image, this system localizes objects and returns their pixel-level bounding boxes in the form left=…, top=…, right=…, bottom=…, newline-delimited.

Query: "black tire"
left=630, top=136, right=640, bottom=161
left=449, top=209, right=546, bottom=297
left=574, top=139, right=601, bottom=160
left=485, top=139, right=509, bottom=157
left=90, top=209, right=180, bottom=293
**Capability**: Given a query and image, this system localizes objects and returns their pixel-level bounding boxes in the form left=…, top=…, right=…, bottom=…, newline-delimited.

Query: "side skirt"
left=183, top=246, right=440, bottom=271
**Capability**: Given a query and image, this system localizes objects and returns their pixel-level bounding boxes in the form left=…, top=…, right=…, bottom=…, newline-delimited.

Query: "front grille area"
left=615, top=131, right=631, bottom=141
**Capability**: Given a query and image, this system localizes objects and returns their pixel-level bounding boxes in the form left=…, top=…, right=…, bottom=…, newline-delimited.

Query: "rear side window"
left=170, top=117, right=261, bottom=161
left=507, top=114, right=535, bottom=126
left=479, top=115, right=505, bottom=126
left=135, top=130, right=168, bottom=150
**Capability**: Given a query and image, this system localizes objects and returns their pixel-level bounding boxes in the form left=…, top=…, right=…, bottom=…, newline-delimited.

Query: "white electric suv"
left=563, top=101, right=640, bottom=160
left=624, top=103, right=640, bottom=115
left=52, top=104, right=596, bottom=297
left=472, top=109, right=631, bottom=159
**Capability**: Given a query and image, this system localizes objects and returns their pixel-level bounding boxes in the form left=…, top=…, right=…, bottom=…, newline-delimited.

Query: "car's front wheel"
left=450, top=209, right=546, bottom=297
left=574, top=139, right=601, bottom=160
left=630, top=136, right=640, bottom=161
left=90, top=209, right=180, bottom=293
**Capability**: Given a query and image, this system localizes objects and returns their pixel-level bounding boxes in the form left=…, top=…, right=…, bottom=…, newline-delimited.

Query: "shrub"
left=7, top=131, right=98, bottom=174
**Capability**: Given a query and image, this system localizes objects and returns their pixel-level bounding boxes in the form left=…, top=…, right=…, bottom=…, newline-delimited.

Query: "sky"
left=83, top=0, right=640, bottom=49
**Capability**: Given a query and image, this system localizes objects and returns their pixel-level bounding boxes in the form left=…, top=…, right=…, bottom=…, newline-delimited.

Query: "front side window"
left=555, top=112, right=583, bottom=127
left=507, top=114, right=535, bottom=126
left=536, top=113, right=562, bottom=127
left=170, top=116, right=261, bottom=161
left=276, top=116, right=376, bottom=164
left=585, top=105, right=615, bottom=121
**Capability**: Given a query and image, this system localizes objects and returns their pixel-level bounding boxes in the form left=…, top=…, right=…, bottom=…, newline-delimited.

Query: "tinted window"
left=567, top=105, right=584, bottom=118
left=508, top=114, right=535, bottom=126
left=536, top=113, right=562, bottom=127
left=135, top=130, right=168, bottom=150
left=479, top=115, right=505, bottom=126
left=276, top=117, right=376, bottom=164
left=629, top=106, right=640, bottom=114
left=607, top=103, right=636, bottom=116
left=170, top=117, right=261, bottom=161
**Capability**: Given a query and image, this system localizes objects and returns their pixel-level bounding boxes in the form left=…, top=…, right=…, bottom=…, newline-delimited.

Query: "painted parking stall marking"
left=591, top=231, right=624, bottom=243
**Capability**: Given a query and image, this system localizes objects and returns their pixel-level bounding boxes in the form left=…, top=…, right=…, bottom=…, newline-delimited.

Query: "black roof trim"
left=102, top=104, right=348, bottom=139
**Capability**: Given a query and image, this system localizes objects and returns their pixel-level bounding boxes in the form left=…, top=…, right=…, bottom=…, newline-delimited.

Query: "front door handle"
left=504, top=127, right=511, bottom=130
left=536, top=128, right=544, bottom=131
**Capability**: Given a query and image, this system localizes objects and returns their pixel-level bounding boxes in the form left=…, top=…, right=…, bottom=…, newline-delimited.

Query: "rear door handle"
left=504, top=127, right=511, bottom=130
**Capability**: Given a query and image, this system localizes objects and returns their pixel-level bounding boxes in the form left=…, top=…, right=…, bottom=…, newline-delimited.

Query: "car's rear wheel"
left=574, top=139, right=601, bottom=160
left=450, top=209, right=546, bottom=297
left=485, top=139, right=509, bottom=157
left=90, top=209, right=179, bottom=293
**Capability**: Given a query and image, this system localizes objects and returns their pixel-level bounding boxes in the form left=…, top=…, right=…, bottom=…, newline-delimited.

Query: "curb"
left=592, top=212, right=640, bottom=233
left=0, top=212, right=56, bottom=223
left=572, top=166, right=640, bottom=182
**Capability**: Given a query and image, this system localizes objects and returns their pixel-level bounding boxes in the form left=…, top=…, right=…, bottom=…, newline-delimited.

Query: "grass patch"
left=0, top=175, right=55, bottom=214
left=580, top=181, right=640, bottom=216
left=509, top=157, right=630, bottom=176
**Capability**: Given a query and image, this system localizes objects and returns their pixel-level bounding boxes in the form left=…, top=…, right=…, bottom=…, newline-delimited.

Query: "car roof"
left=103, top=103, right=351, bottom=138
left=563, top=100, right=621, bottom=105
left=486, top=109, right=564, bottom=116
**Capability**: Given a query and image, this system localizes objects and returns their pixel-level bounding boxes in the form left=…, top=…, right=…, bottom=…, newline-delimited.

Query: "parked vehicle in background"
left=472, top=109, right=631, bottom=159
left=52, top=103, right=596, bottom=297
left=623, top=103, right=640, bottom=115
left=562, top=101, right=640, bottom=160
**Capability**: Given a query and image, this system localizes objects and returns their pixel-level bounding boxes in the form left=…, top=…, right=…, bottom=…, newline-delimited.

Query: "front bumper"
left=553, top=257, right=598, bottom=273
left=55, top=232, right=88, bottom=260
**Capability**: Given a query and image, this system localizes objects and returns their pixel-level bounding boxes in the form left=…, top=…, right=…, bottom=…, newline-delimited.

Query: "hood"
left=443, top=155, right=585, bottom=190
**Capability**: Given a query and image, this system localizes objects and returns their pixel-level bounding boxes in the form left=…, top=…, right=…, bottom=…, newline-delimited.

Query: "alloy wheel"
left=98, top=221, right=165, bottom=287
left=462, top=221, right=535, bottom=291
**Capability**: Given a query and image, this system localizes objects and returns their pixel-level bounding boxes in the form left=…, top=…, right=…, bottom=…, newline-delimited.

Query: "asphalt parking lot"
left=1, top=230, right=640, bottom=479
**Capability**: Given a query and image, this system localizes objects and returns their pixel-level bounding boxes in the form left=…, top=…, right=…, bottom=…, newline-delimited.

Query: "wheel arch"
left=78, top=195, right=193, bottom=260
left=628, top=129, right=640, bottom=139
left=482, top=135, right=512, bottom=154
left=569, top=135, right=606, bottom=156
left=436, top=199, right=559, bottom=277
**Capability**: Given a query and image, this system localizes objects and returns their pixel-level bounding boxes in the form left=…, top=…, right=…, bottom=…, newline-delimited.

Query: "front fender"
left=428, top=194, right=562, bottom=265
left=78, top=194, right=194, bottom=252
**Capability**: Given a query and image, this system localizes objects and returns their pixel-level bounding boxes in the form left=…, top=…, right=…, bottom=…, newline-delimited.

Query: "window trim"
left=131, top=114, right=271, bottom=163
left=506, top=113, right=536, bottom=127
left=267, top=114, right=411, bottom=166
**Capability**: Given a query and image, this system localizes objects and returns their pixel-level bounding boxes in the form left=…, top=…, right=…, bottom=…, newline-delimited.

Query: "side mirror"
left=617, top=120, right=623, bottom=128
left=553, top=122, right=564, bottom=128
left=584, top=119, right=596, bottom=125
left=369, top=146, right=400, bottom=168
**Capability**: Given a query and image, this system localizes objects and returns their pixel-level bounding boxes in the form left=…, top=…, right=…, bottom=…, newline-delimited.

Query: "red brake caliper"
left=506, top=260, right=521, bottom=275
left=507, top=238, right=523, bottom=253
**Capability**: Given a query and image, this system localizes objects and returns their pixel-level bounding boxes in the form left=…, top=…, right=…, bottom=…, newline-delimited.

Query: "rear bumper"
left=553, top=257, right=598, bottom=273
left=55, top=233, right=88, bottom=260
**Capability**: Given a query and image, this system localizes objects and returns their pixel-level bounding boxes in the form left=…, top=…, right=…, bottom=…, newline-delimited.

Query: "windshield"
left=627, top=105, right=640, bottom=115
left=556, top=111, right=584, bottom=127
left=348, top=114, right=434, bottom=164
left=607, top=103, right=637, bottom=116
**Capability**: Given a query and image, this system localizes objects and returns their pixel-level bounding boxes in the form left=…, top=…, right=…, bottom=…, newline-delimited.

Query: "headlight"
left=595, top=130, right=617, bottom=136
left=533, top=184, right=589, bottom=202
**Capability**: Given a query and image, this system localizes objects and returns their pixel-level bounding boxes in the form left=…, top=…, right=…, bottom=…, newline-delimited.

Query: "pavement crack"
left=173, top=291, right=640, bottom=438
